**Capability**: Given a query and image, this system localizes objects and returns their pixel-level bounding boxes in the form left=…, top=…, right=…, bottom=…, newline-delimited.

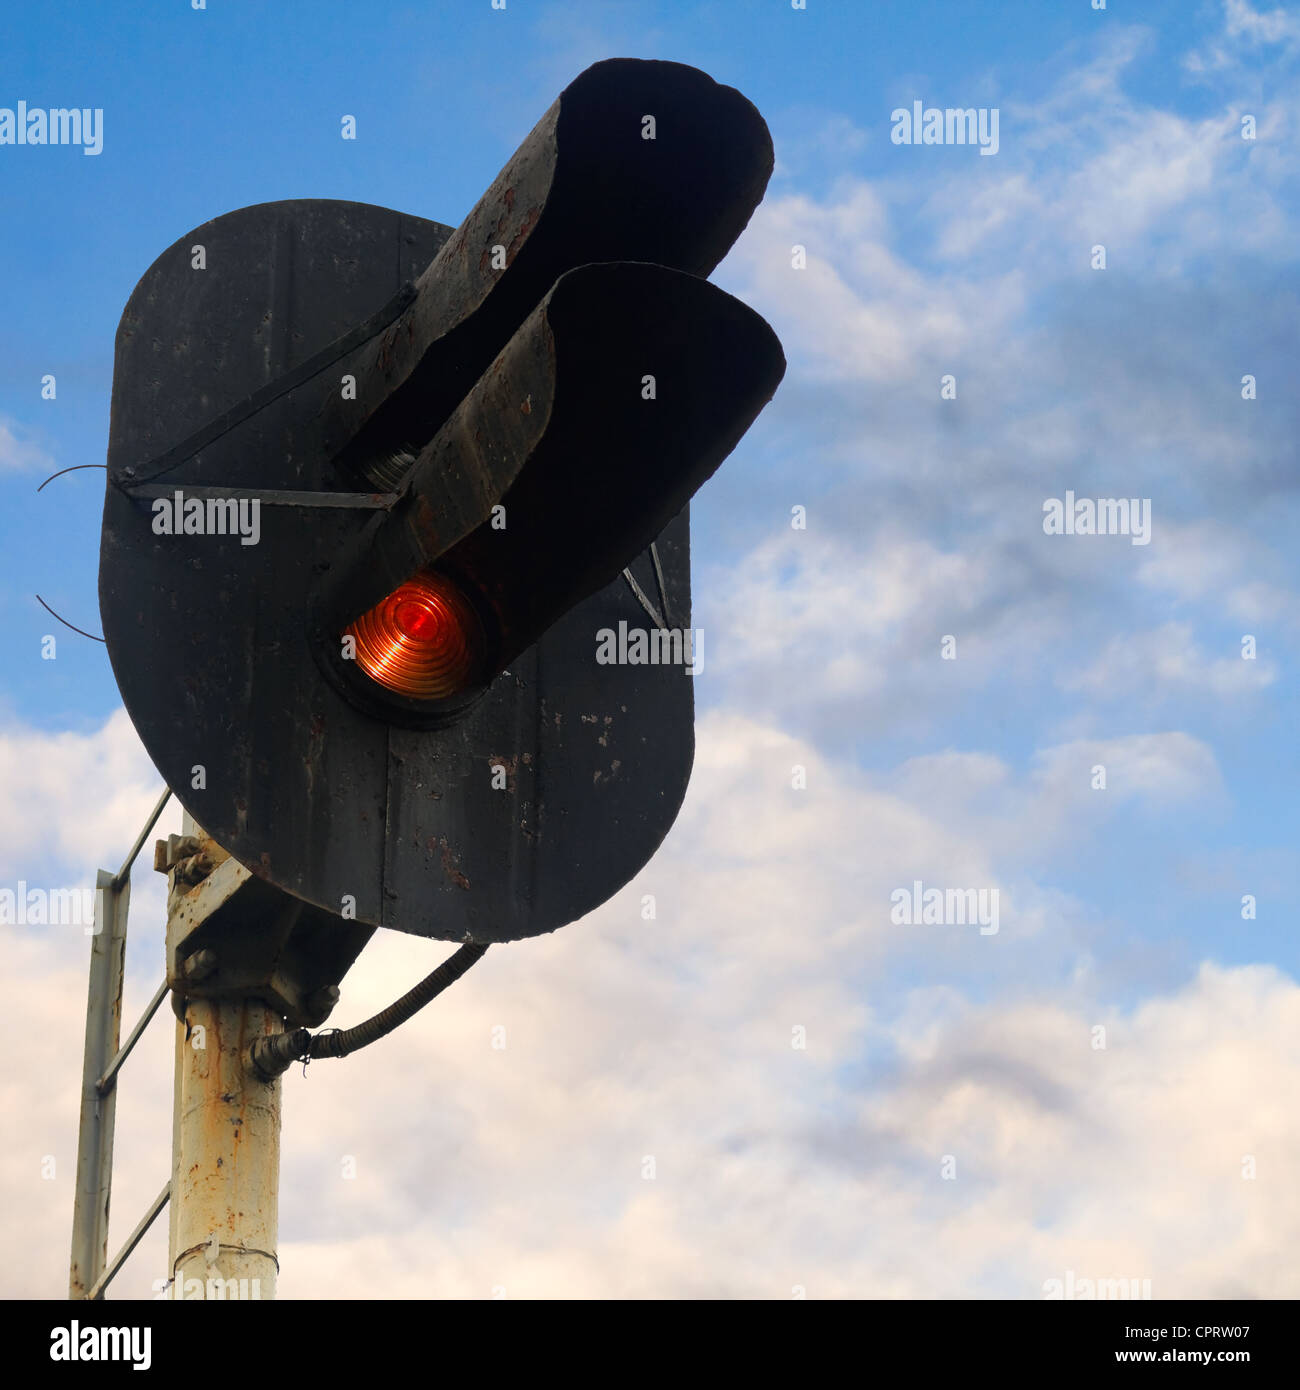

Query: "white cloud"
left=772, top=113, right=871, bottom=180
left=723, top=180, right=1026, bottom=384
left=0, top=709, right=170, bottom=882
left=1186, top=0, right=1300, bottom=72
left=1136, top=521, right=1300, bottom=629
left=1061, top=621, right=1276, bottom=699
left=923, top=40, right=1289, bottom=270
left=697, top=527, right=1066, bottom=742
left=864, top=962, right=1300, bottom=1298
left=1031, top=731, right=1223, bottom=810
left=0, top=417, right=53, bottom=474
left=1225, top=0, right=1300, bottom=43
left=884, top=730, right=1224, bottom=871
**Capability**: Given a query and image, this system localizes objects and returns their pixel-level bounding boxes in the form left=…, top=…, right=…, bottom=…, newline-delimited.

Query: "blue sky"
left=1, top=0, right=1298, bottom=1299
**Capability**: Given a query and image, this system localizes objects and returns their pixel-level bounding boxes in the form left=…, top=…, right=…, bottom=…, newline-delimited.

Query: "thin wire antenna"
left=36, top=595, right=106, bottom=643
left=34, top=468, right=111, bottom=644
left=37, top=464, right=107, bottom=492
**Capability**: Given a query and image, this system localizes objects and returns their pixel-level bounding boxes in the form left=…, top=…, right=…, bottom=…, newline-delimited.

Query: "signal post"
left=167, top=995, right=282, bottom=1301
left=156, top=819, right=364, bottom=1300
left=158, top=818, right=281, bottom=1300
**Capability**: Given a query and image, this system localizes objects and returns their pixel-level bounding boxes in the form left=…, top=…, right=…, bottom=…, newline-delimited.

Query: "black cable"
left=248, top=942, right=488, bottom=1080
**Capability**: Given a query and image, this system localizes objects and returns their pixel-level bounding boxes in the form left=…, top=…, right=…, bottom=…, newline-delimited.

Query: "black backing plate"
left=99, top=199, right=695, bottom=942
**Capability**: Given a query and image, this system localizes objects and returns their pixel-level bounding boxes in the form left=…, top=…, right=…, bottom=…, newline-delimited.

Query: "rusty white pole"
left=166, top=812, right=282, bottom=1301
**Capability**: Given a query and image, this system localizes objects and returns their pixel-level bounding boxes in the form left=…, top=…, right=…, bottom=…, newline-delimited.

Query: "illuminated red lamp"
left=345, top=569, right=485, bottom=700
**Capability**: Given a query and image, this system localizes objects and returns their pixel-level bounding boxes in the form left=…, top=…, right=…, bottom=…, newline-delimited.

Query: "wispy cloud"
left=0, top=416, right=53, bottom=475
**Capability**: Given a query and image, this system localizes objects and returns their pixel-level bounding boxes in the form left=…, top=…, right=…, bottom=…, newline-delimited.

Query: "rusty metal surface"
left=162, top=840, right=372, bottom=1027
left=169, top=998, right=280, bottom=1300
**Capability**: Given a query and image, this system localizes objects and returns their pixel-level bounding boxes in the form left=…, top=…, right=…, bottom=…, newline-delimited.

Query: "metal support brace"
left=68, top=870, right=130, bottom=1299
left=68, top=785, right=171, bottom=1300
left=86, top=1182, right=171, bottom=1302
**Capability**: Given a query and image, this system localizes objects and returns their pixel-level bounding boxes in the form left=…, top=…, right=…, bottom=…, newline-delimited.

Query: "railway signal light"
left=99, top=59, right=785, bottom=943
left=345, top=569, right=486, bottom=702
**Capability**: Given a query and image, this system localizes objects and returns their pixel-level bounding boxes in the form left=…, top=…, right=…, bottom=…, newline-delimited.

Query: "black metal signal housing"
left=99, top=59, right=785, bottom=943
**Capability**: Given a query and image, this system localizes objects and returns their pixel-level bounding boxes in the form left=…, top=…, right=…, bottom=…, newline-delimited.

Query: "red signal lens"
left=345, top=570, right=485, bottom=700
